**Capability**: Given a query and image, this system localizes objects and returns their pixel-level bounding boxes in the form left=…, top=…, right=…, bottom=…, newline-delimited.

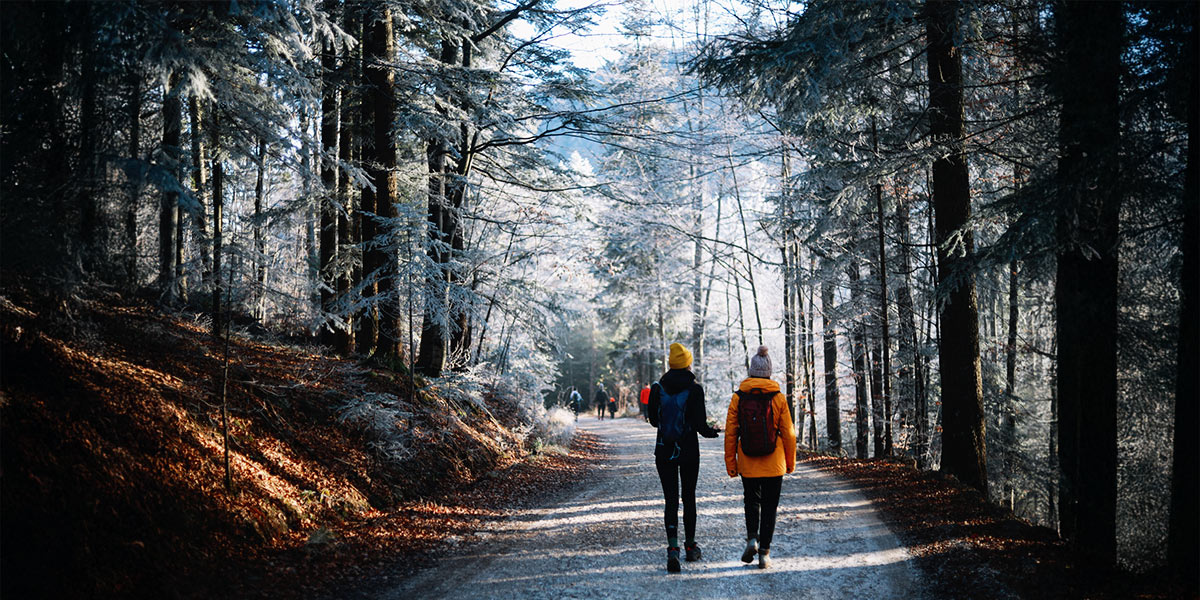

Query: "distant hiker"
left=639, top=383, right=650, bottom=421
left=608, top=395, right=617, bottom=419
left=569, top=387, right=583, bottom=422
left=724, top=346, right=796, bottom=569
left=594, top=384, right=607, bottom=420
left=649, top=343, right=721, bottom=573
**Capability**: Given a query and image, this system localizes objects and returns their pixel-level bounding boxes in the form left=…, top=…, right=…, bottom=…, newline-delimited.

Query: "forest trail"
left=372, top=415, right=932, bottom=600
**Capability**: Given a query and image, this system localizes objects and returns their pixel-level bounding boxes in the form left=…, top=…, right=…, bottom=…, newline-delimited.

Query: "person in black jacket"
left=594, top=384, right=607, bottom=420
left=648, top=343, right=721, bottom=573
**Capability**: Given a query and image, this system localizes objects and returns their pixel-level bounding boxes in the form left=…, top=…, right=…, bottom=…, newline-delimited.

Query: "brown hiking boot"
left=741, top=537, right=758, bottom=563
left=758, top=548, right=771, bottom=569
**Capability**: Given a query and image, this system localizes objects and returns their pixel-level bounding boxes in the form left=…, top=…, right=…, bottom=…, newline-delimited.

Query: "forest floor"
left=806, top=456, right=1191, bottom=599
left=0, top=283, right=597, bottom=599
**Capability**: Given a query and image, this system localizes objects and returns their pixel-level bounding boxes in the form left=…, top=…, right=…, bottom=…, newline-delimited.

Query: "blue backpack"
left=656, top=383, right=690, bottom=459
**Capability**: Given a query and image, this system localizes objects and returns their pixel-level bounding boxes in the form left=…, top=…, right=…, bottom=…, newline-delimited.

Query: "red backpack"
left=736, top=389, right=777, bottom=457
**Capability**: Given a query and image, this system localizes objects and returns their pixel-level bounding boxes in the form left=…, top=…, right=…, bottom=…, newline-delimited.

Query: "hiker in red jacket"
left=639, top=383, right=651, bottom=421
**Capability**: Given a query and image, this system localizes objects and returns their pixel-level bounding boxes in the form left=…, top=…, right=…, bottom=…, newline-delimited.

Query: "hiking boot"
left=741, top=537, right=758, bottom=563
left=684, top=542, right=702, bottom=562
left=758, top=548, right=771, bottom=569
left=667, top=547, right=682, bottom=572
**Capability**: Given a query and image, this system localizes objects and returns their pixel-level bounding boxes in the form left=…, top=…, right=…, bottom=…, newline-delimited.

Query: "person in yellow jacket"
left=724, top=345, right=796, bottom=569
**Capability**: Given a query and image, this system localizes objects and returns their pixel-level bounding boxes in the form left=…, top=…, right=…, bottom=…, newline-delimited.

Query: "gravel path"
left=377, top=415, right=932, bottom=599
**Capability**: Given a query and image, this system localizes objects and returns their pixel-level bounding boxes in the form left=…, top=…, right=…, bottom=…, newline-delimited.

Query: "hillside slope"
left=0, top=285, right=575, bottom=599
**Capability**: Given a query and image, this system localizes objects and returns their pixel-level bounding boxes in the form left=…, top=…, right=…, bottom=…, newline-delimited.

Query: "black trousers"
left=655, top=455, right=700, bottom=544
left=742, top=476, right=783, bottom=550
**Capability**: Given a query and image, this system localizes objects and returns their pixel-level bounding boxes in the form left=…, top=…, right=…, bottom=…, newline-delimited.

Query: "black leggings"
left=742, top=476, right=783, bottom=550
left=655, top=456, right=700, bottom=544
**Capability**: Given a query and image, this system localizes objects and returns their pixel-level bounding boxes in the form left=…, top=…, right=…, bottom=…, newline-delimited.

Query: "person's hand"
left=727, top=468, right=738, bottom=478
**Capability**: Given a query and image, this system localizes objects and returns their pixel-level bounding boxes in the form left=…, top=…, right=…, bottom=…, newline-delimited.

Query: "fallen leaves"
left=1, top=284, right=609, bottom=600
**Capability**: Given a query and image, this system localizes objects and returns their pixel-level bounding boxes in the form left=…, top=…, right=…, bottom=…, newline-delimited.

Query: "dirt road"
left=375, top=415, right=931, bottom=599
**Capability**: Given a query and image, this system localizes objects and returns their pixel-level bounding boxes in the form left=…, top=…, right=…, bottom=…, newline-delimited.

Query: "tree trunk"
left=849, top=259, right=871, bottom=458
left=367, top=3, right=400, bottom=359
left=1168, top=2, right=1199, bottom=578
left=189, top=95, right=212, bottom=287
left=1048, top=344, right=1059, bottom=529
left=735, top=271, right=749, bottom=368
left=868, top=288, right=884, bottom=457
left=254, top=137, right=267, bottom=322
left=927, top=0, right=986, bottom=493
left=896, top=192, right=920, bottom=461
left=158, top=71, right=182, bottom=303
left=414, top=39, right=458, bottom=376
left=1002, top=259, right=1019, bottom=507
left=78, top=2, right=100, bottom=266
left=336, top=20, right=355, bottom=354
left=320, top=4, right=341, bottom=348
left=794, top=245, right=807, bottom=446
left=445, top=34, right=479, bottom=368
left=821, top=262, right=842, bottom=454
left=125, top=70, right=142, bottom=288
left=806, top=255, right=818, bottom=450
left=918, top=177, right=937, bottom=469
left=357, top=15, right=377, bottom=357
left=782, top=236, right=796, bottom=422
left=1053, top=0, right=1121, bottom=563
left=692, top=161, right=705, bottom=380
left=301, top=114, right=320, bottom=319
left=209, top=108, right=224, bottom=338
left=873, top=142, right=893, bottom=457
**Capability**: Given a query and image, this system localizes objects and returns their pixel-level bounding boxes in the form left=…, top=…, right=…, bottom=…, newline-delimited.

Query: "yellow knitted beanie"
left=668, top=343, right=693, bottom=369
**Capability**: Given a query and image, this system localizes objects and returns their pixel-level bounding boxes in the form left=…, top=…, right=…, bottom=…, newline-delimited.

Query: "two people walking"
left=649, top=343, right=796, bottom=573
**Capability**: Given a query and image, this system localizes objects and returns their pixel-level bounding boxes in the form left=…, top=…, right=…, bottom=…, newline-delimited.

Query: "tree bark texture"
left=367, top=4, right=400, bottom=359
left=158, top=71, right=182, bottom=303
left=1003, top=259, right=1019, bottom=507
left=336, top=19, right=355, bottom=355
left=849, top=259, right=871, bottom=459
left=78, top=3, right=100, bottom=265
left=927, top=0, right=987, bottom=494
left=125, top=71, right=142, bottom=287
left=782, top=239, right=797, bottom=422
left=821, top=266, right=842, bottom=454
left=209, top=108, right=224, bottom=338
left=357, top=16, right=378, bottom=357
left=1053, top=0, right=1121, bottom=562
left=254, top=137, right=267, bottom=322
left=189, top=95, right=212, bottom=287
left=320, top=6, right=341, bottom=349
left=1168, top=1, right=1198, bottom=577
left=868, top=260, right=885, bottom=458
left=875, top=168, right=893, bottom=458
